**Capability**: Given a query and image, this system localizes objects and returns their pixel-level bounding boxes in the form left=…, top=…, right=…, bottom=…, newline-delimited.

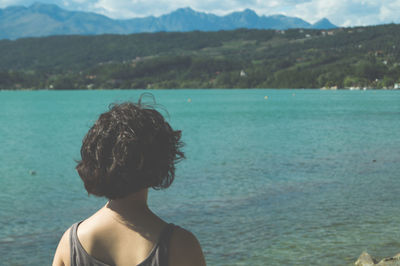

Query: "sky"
left=0, top=0, right=399, bottom=27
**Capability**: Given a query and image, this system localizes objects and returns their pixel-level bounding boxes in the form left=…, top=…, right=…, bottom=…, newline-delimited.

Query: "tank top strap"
left=69, top=221, right=109, bottom=266
left=158, top=223, right=175, bottom=243
left=69, top=221, right=81, bottom=266
left=153, top=223, right=175, bottom=265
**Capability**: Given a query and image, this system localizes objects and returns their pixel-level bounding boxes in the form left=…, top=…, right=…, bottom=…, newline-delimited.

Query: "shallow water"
left=0, top=89, right=399, bottom=265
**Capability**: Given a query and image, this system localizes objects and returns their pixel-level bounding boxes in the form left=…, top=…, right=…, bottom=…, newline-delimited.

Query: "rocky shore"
left=355, top=252, right=400, bottom=266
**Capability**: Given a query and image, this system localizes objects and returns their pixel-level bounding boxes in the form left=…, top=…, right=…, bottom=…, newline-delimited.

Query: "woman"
left=53, top=99, right=206, bottom=266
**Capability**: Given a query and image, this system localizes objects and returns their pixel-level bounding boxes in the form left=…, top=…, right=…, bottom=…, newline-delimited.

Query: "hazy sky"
left=1, top=0, right=399, bottom=27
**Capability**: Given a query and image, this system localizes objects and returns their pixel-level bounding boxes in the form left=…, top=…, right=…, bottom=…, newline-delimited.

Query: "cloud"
left=83, top=0, right=315, bottom=18
left=190, top=0, right=312, bottom=16
left=0, top=0, right=27, bottom=7
left=379, top=0, right=400, bottom=24
left=0, top=0, right=65, bottom=8
left=1, top=0, right=400, bottom=26
left=75, top=0, right=400, bottom=26
left=90, top=0, right=173, bottom=18
left=288, top=0, right=397, bottom=26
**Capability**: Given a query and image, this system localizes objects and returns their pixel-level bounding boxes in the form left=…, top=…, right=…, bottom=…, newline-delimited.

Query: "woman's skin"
left=52, top=189, right=206, bottom=266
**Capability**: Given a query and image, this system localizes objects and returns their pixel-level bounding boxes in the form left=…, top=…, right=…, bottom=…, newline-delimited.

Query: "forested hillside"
left=1, top=24, right=400, bottom=90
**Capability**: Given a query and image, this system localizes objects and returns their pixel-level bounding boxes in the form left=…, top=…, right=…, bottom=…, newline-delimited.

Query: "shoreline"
left=1, top=87, right=400, bottom=91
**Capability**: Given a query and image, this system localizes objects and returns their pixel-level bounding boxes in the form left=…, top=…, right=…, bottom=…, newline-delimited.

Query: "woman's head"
left=76, top=99, right=184, bottom=200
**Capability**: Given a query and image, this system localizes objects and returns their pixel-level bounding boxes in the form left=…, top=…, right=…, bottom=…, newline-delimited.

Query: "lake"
left=0, top=89, right=399, bottom=265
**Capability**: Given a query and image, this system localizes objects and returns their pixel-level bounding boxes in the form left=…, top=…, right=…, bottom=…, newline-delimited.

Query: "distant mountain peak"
left=173, top=7, right=197, bottom=14
left=0, top=3, right=337, bottom=40
left=312, top=18, right=337, bottom=29
left=230, top=8, right=257, bottom=15
left=179, top=7, right=194, bottom=11
left=242, top=8, right=257, bottom=14
left=29, top=2, right=63, bottom=13
left=228, top=8, right=260, bottom=22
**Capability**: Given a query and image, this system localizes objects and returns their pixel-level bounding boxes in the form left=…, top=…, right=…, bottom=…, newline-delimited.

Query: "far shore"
left=1, top=87, right=400, bottom=91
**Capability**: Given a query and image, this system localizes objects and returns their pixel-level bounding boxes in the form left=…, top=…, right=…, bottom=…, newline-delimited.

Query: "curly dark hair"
left=76, top=99, right=184, bottom=199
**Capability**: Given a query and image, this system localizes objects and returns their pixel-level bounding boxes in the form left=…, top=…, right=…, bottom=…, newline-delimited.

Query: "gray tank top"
left=69, top=221, right=175, bottom=266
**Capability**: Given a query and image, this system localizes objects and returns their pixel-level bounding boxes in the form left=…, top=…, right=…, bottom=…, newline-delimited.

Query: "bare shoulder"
left=169, top=226, right=206, bottom=266
left=52, top=227, right=71, bottom=266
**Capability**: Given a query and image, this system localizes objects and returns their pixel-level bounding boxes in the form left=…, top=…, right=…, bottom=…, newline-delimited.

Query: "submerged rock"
left=355, top=252, right=400, bottom=266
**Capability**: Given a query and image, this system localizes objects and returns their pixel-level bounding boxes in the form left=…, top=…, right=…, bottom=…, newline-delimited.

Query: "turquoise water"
left=0, top=89, right=399, bottom=265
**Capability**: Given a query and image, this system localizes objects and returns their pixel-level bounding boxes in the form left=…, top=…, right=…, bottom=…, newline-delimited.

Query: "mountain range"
left=0, top=3, right=337, bottom=40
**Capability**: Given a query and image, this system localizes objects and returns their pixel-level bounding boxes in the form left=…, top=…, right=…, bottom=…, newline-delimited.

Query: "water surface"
left=0, top=89, right=399, bottom=265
